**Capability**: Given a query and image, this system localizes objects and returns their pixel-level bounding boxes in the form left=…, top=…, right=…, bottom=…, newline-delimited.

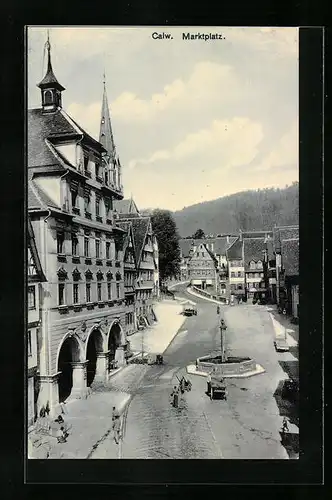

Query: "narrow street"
left=92, top=284, right=299, bottom=459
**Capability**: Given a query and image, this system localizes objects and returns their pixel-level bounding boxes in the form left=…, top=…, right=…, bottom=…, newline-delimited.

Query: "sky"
left=27, top=26, right=299, bottom=211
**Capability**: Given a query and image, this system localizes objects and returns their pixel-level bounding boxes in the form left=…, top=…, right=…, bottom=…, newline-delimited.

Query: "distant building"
left=273, top=225, right=299, bottom=317
left=273, top=225, right=299, bottom=315
left=178, top=235, right=236, bottom=288
left=187, top=242, right=219, bottom=291
left=226, top=238, right=245, bottom=299
left=116, top=221, right=137, bottom=335
left=242, top=231, right=272, bottom=300
left=27, top=217, right=46, bottom=426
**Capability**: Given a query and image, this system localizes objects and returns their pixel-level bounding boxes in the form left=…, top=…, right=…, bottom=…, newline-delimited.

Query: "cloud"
left=253, top=121, right=298, bottom=172
left=67, top=60, right=240, bottom=136
left=111, top=61, right=239, bottom=122
left=129, top=117, right=264, bottom=170
left=225, top=27, right=299, bottom=58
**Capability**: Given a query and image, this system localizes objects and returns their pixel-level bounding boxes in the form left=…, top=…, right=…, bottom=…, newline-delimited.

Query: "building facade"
left=242, top=231, right=272, bottom=300
left=187, top=242, right=219, bottom=291
left=273, top=225, right=299, bottom=314
left=116, top=207, right=158, bottom=328
left=27, top=38, right=130, bottom=416
left=226, top=238, right=245, bottom=299
left=27, top=218, right=47, bottom=426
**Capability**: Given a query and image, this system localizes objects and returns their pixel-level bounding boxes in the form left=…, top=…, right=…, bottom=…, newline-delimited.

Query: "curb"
left=161, top=317, right=187, bottom=355
left=186, top=363, right=266, bottom=378
left=186, top=287, right=227, bottom=305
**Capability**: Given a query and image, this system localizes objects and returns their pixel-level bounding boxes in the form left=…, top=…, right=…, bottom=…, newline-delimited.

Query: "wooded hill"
left=172, top=183, right=299, bottom=238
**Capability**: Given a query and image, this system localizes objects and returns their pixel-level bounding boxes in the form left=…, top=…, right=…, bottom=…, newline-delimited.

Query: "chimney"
left=226, top=235, right=229, bottom=244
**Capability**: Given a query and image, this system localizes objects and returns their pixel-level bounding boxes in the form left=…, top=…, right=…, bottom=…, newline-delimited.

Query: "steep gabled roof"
left=243, top=237, right=266, bottom=269
left=28, top=108, right=106, bottom=171
left=281, top=238, right=299, bottom=276
left=28, top=180, right=60, bottom=210
left=273, top=225, right=299, bottom=253
left=28, top=109, right=72, bottom=170
left=121, top=216, right=151, bottom=266
left=179, top=239, right=194, bottom=258
left=114, top=198, right=139, bottom=215
left=204, top=244, right=218, bottom=267
left=213, top=236, right=237, bottom=256
left=226, top=238, right=243, bottom=260
left=116, top=221, right=137, bottom=267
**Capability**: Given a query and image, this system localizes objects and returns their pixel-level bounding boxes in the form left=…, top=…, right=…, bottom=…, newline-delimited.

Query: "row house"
left=179, top=235, right=236, bottom=288
left=226, top=238, right=246, bottom=298
left=27, top=217, right=47, bottom=426
left=116, top=220, right=137, bottom=335
left=241, top=231, right=272, bottom=300
left=27, top=37, right=128, bottom=416
left=115, top=200, right=159, bottom=329
left=187, top=242, right=219, bottom=292
left=273, top=225, right=299, bottom=318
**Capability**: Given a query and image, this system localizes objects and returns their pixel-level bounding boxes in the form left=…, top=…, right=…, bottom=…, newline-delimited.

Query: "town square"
left=27, top=27, right=299, bottom=460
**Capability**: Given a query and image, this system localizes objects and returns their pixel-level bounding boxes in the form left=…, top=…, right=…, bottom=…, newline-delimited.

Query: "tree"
left=192, top=228, right=205, bottom=239
left=151, top=209, right=181, bottom=283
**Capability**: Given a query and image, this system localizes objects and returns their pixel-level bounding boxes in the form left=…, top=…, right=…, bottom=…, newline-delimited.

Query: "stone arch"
left=85, top=326, right=104, bottom=387
left=107, top=320, right=125, bottom=368
left=57, top=333, right=82, bottom=403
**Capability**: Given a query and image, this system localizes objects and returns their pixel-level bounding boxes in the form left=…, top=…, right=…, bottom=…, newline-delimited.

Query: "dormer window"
left=250, top=261, right=256, bottom=270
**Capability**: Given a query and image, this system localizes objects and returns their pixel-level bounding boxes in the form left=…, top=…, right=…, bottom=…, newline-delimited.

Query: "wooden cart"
left=208, top=379, right=228, bottom=400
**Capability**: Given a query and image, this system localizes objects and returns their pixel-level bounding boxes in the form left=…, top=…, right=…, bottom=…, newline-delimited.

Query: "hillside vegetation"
left=172, top=183, right=299, bottom=237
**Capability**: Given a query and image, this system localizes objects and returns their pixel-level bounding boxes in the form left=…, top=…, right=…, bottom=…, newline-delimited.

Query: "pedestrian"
left=45, top=401, right=50, bottom=416
left=281, top=417, right=289, bottom=434
left=112, top=406, right=120, bottom=422
left=112, top=415, right=121, bottom=444
left=55, top=414, right=64, bottom=424
left=178, top=377, right=185, bottom=395
left=56, top=427, right=67, bottom=444
left=217, top=305, right=220, bottom=315
left=60, top=401, right=67, bottom=415
left=170, top=386, right=179, bottom=408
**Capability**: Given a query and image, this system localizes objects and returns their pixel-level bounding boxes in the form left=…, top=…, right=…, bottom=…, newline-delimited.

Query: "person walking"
left=170, top=386, right=179, bottom=408
left=281, top=416, right=289, bottom=434
left=217, top=305, right=220, bottom=315
left=112, top=406, right=121, bottom=444
left=56, top=427, right=67, bottom=444
left=113, top=416, right=121, bottom=444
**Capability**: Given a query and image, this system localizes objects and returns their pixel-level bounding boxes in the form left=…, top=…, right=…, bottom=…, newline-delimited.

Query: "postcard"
left=27, top=26, right=299, bottom=462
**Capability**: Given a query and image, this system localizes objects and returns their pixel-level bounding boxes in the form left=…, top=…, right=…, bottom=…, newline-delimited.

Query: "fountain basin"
left=196, top=354, right=259, bottom=377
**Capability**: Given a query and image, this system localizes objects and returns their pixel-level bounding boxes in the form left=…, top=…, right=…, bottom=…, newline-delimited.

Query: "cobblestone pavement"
left=94, top=285, right=298, bottom=459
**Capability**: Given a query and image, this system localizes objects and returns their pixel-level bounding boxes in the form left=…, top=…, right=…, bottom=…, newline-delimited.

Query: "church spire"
left=37, top=31, right=65, bottom=113
left=99, top=74, right=116, bottom=161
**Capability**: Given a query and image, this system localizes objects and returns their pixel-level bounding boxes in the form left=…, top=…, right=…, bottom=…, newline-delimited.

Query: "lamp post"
left=220, top=319, right=227, bottom=363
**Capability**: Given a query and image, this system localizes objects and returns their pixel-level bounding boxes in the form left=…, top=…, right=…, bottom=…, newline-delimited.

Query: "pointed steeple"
left=37, top=31, right=65, bottom=113
left=99, top=74, right=116, bottom=161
